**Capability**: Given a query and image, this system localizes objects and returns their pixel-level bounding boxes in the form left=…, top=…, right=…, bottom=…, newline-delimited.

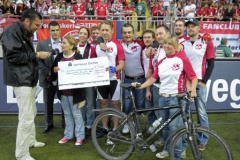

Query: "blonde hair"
left=100, top=20, right=114, bottom=29
left=91, top=25, right=100, bottom=32
left=162, top=34, right=179, bottom=50
left=64, top=35, right=80, bottom=54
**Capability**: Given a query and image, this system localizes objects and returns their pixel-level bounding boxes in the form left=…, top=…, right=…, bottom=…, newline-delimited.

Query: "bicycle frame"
left=110, top=86, right=190, bottom=145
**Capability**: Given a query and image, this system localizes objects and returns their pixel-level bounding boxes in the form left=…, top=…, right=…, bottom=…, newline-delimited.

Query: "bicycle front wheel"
left=169, top=126, right=233, bottom=160
left=91, top=111, right=135, bottom=160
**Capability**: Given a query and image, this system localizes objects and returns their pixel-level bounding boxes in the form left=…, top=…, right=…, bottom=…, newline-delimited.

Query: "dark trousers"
left=137, top=17, right=146, bottom=31
left=43, top=83, right=64, bottom=126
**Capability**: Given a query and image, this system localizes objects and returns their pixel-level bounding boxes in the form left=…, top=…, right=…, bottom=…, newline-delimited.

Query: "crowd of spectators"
left=0, top=0, right=240, bottom=21
left=149, top=0, right=240, bottom=22
left=0, top=0, right=132, bottom=20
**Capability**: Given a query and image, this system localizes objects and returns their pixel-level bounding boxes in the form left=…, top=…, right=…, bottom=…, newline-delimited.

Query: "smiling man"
left=95, top=20, right=125, bottom=138
left=174, top=18, right=189, bottom=43
left=121, top=23, right=145, bottom=133
left=1, top=9, right=50, bottom=160
left=37, top=21, right=65, bottom=133
left=182, top=18, right=215, bottom=151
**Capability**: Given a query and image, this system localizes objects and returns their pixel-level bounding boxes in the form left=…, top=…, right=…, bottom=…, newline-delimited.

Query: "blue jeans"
left=159, top=95, right=182, bottom=160
left=61, top=95, right=85, bottom=140
left=122, top=77, right=146, bottom=114
left=81, top=87, right=95, bottom=128
left=145, top=85, right=161, bottom=125
left=152, top=85, right=161, bottom=118
left=195, top=83, right=209, bottom=145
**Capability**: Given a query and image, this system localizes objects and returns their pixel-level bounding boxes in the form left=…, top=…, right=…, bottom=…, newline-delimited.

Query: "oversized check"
left=58, top=57, right=110, bottom=90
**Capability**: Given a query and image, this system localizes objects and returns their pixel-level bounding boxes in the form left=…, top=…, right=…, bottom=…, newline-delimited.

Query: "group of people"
left=150, top=0, right=240, bottom=22
left=0, top=0, right=134, bottom=20
left=1, top=7, right=216, bottom=160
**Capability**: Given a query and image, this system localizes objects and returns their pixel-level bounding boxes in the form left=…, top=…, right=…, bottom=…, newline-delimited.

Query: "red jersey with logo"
left=207, top=7, right=215, bottom=21
left=123, top=6, right=135, bottom=17
left=72, top=3, right=86, bottom=19
left=182, top=36, right=215, bottom=80
left=122, top=40, right=145, bottom=77
left=152, top=50, right=196, bottom=94
left=233, top=9, right=240, bottom=21
left=152, top=6, right=161, bottom=16
left=95, top=39, right=125, bottom=80
left=196, top=7, right=207, bottom=17
left=95, top=3, right=108, bottom=18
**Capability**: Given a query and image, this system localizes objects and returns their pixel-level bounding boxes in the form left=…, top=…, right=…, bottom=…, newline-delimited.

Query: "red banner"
left=37, top=20, right=117, bottom=41
left=0, top=18, right=18, bottom=34
left=200, top=21, right=240, bottom=34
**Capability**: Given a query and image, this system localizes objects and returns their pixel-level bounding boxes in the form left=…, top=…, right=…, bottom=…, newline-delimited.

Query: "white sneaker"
left=32, top=142, right=45, bottom=147
left=181, top=150, right=186, bottom=159
left=154, top=140, right=164, bottom=148
left=122, top=124, right=129, bottom=134
left=156, top=150, right=169, bottom=159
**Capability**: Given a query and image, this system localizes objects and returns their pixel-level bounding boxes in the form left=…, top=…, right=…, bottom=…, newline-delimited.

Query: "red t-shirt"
left=72, top=3, right=86, bottom=19
left=197, top=7, right=207, bottom=16
left=95, top=3, right=108, bottom=19
left=123, top=6, right=135, bottom=17
left=233, top=9, right=240, bottom=21
left=152, top=6, right=161, bottom=16
left=207, top=7, right=215, bottom=21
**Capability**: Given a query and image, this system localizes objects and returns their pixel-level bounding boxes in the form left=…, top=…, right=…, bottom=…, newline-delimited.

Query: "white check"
left=58, top=57, right=110, bottom=90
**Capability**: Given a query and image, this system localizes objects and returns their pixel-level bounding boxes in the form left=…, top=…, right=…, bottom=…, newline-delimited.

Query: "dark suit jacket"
left=37, top=38, right=57, bottom=88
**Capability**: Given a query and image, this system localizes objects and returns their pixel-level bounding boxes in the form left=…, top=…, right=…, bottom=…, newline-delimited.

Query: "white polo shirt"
left=95, top=39, right=125, bottom=80
left=182, top=36, right=215, bottom=80
left=184, top=4, right=196, bottom=18
left=152, top=51, right=196, bottom=94
left=122, top=40, right=145, bottom=77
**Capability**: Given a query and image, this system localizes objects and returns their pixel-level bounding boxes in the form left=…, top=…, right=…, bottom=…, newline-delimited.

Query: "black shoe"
left=86, top=128, right=91, bottom=137
left=96, top=128, right=108, bottom=138
left=42, top=124, right=54, bottom=133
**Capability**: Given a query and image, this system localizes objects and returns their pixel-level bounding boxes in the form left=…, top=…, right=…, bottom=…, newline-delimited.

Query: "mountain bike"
left=91, top=83, right=233, bottom=160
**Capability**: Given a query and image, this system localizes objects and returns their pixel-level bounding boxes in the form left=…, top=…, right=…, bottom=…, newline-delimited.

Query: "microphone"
left=97, top=37, right=104, bottom=44
left=152, top=40, right=160, bottom=49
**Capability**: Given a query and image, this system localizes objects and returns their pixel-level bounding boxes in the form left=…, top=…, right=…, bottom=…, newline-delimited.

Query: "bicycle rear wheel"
left=169, top=126, right=233, bottom=160
left=91, top=111, right=135, bottom=160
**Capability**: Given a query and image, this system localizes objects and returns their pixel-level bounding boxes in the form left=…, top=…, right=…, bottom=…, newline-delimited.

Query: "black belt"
left=125, top=75, right=145, bottom=80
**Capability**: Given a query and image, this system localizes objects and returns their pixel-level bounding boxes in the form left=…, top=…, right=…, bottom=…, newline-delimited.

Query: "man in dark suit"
left=37, top=21, right=64, bottom=133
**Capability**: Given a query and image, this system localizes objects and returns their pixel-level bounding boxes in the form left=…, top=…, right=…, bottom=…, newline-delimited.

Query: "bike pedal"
left=150, top=144, right=157, bottom=152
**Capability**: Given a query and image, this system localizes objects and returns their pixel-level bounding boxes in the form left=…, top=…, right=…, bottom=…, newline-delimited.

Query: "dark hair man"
left=1, top=9, right=50, bottom=160
left=37, top=21, right=65, bottom=133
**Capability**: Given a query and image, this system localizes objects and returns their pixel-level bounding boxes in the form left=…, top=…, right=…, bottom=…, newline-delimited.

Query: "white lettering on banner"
left=43, top=23, right=97, bottom=29
left=7, top=86, right=16, bottom=103
left=207, top=79, right=240, bottom=109
left=203, top=23, right=239, bottom=30
left=6, top=86, right=59, bottom=104
left=211, top=79, right=228, bottom=102
left=230, top=79, right=240, bottom=108
left=207, top=34, right=240, bottom=53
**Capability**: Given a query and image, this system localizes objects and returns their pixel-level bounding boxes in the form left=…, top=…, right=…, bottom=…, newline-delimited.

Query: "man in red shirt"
left=123, top=3, right=135, bottom=21
left=94, top=0, right=109, bottom=20
left=72, top=0, right=86, bottom=19
left=151, top=2, right=161, bottom=27
left=207, top=2, right=215, bottom=21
